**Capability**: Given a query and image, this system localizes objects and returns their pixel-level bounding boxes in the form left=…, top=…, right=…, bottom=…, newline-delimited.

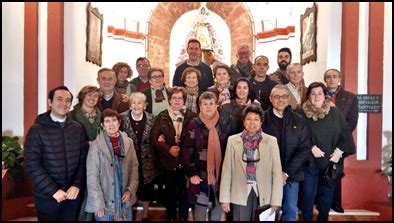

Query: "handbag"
left=321, top=162, right=340, bottom=187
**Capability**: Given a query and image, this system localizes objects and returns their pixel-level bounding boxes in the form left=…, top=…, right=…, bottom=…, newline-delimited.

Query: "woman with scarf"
left=207, top=65, right=233, bottom=107
left=112, top=62, right=137, bottom=96
left=181, top=91, right=229, bottom=221
left=220, top=77, right=260, bottom=136
left=220, top=103, right=283, bottom=221
left=85, top=109, right=139, bottom=221
left=299, top=82, right=355, bottom=221
left=181, top=67, right=203, bottom=113
left=151, top=87, right=197, bottom=221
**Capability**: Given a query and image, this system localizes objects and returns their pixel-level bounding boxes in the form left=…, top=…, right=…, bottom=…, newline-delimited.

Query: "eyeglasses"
left=150, top=75, right=163, bottom=80
left=137, top=64, right=149, bottom=68
left=242, top=147, right=260, bottom=163
left=271, top=94, right=289, bottom=100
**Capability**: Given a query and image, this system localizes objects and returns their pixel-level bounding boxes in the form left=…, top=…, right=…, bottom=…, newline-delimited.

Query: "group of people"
left=23, top=38, right=359, bottom=221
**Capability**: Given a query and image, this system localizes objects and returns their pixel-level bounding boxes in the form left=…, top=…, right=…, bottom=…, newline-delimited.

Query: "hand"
left=311, top=145, right=325, bottom=158
left=221, top=203, right=230, bottom=213
left=66, top=186, right=80, bottom=200
left=95, top=209, right=105, bottom=217
left=52, top=189, right=67, bottom=203
left=122, top=190, right=131, bottom=203
left=169, top=146, right=180, bottom=157
left=270, top=205, right=279, bottom=214
left=329, top=148, right=343, bottom=163
left=190, top=175, right=203, bottom=185
left=282, top=172, right=288, bottom=186
left=121, top=94, right=128, bottom=102
left=158, top=134, right=166, bottom=143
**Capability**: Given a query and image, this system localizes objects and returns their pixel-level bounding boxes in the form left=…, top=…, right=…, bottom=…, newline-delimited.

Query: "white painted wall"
left=2, top=3, right=24, bottom=137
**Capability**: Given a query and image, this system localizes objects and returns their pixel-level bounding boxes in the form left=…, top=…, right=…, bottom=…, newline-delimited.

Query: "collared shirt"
left=50, top=112, right=67, bottom=122
left=287, top=82, right=301, bottom=105
left=186, top=59, right=201, bottom=66
left=102, top=90, right=114, bottom=101
left=273, top=108, right=284, bottom=118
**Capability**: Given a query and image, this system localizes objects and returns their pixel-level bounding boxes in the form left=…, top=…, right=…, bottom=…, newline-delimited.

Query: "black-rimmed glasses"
left=242, top=147, right=260, bottom=163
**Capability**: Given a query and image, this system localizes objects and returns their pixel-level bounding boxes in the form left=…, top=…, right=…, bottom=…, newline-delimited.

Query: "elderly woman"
left=220, top=103, right=283, bottom=221
left=112, top=62, right=137, bottom=96
left=86, top=109, right=139, bottom=221
left=120, top=92, right=158, bottom=221
left=70, top=85, right=102, bottom=144
left=207, top=65, right=233, bottom=107
left=219, top=104, right=283, bottom=221
left=151, top=86, right=197, bottom=221
left=181, top=67, right=202, bottom=113
left=220, top=77, right=260, bottom=136
left=181, top=91, right=229, bottom=221
left=300, top=82, right=355, bottom=221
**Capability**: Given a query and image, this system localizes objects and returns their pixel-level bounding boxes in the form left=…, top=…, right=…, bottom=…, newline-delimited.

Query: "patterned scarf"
left=115, top=81, right=129, bottom=94
left=199, top=110, right=221, bottom=185
left=168, top=107, right=185, bottom=145
left=185, top=86, right=199, bottom=113
left=216, top=82, right=231, bottom=105
left=240, top=129, right=263, bottom=183
left=103, top=131, right=132, bottom=221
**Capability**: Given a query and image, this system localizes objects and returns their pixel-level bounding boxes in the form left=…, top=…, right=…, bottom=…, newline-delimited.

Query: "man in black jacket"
left=24, top=86, right=89, bottom=221
left=263, top=84, right=311, bottom=221
left=324, top=69, right=359, bottom=213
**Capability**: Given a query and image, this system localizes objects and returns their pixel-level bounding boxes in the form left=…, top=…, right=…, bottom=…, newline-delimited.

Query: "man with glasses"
left=142, top=68, right=169, bottom=116
left=173, top=39, right=214, bottom=91
left=131, top=57, right=152, bottom=91
left=229, top=44, right=254, bottom=85
left=262, top=84, right=310, bottom=221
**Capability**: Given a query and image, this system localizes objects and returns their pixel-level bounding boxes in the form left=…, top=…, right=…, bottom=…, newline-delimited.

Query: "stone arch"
left=147, top=2, right=254, bottom=85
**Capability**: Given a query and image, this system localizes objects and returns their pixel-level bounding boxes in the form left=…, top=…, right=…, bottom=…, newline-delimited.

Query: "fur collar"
left=302, top=100, right=331, bottom=121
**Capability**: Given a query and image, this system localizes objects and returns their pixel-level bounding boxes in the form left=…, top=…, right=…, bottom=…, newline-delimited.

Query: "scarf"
left=302, top=99, right=331, bottom=121
left=185, top=86, right=199, bottom=113
left=240, top=129, right=263, bottom=183
left=216, top=82, right=231, bottom=105
left=115, top=81, right=129, bottom=94
left=186, top=86, right=199, bottom=96
left=199, top=110, right=221, bottom=185
left=103, top=131, right=132, bottom=221
left=155, top=88, right=165, bottom=102
left=168, top=107, right=185, bottom=145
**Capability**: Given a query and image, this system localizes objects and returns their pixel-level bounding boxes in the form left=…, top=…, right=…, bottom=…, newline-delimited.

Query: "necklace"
left=82, top=107, right=97, bottom=124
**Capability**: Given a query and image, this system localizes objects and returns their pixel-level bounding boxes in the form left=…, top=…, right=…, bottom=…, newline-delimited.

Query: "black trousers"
left=34, top=196, right=82, bottom=221
left=331, top=159, right=345, bottom=207
left=164, top=168, right=189, bottom=221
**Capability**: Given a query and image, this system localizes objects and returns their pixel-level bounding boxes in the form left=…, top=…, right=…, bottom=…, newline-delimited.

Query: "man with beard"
left=270, top=47, right=291, bottom=84
left=229, top=44, right=254, bottom=85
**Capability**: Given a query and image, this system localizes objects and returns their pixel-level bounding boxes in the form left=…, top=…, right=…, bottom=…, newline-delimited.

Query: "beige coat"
left=219, top=132, right=283, bottom=207
left=85, top=131, right=139, bottom=213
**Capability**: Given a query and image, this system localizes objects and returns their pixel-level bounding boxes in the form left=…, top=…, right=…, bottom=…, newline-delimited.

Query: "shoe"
left=142, top=218, right=149, bottom=222
left=331, top=205, right=344, bottom=213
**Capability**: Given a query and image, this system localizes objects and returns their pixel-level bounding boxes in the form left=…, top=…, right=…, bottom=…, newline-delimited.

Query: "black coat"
left=24, top=111, right=89, bottom=198
left=335, top=88, right=358, bottom=132
left=263, top=106, right=311, bottom=181
left=151, top=109, right=196, bottom=171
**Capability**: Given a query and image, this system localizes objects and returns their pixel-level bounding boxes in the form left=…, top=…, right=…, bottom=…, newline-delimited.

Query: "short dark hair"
left=242, top=103, right=264, bottom=122
left=168, top=86, right=187, bottom=103
left=97, top=68, right=115, bottom=77
left=136, top=57, right=151, bottom=66
left=187, top=39, right=201, bottom=49
left=101, top=108, right=121, bottom=124
left=278, top=47, right=292, bottom=59
left=306, top=82, right=328, bottom=98
left=198, top=91, right=217, bottom=105
left=231, top=77, right=255, bottom=102
left=147, top=68, right=164, bottom=79
left=181, top=67, right=202, bottom=84
left=323, top=68, right=342, bottom=80
left=48, top=85, right=73, bottom=102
